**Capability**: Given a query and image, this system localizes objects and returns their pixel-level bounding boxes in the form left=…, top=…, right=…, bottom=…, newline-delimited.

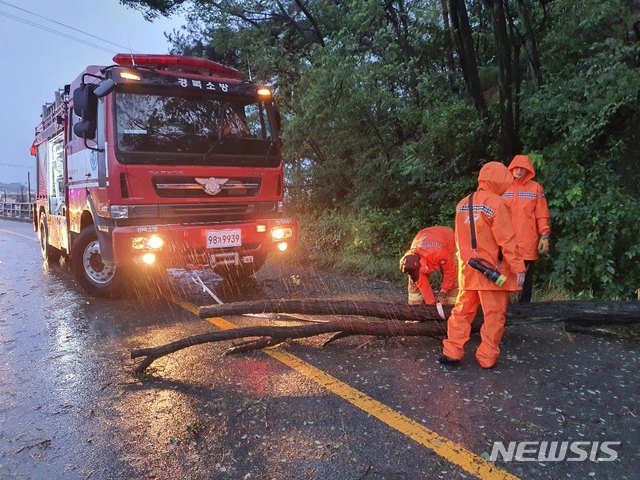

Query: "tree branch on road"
left=131, top=300, right=640, bottom=373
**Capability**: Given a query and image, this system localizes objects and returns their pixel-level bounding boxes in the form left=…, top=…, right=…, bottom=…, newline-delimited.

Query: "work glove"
left=435, top=291, right=448, bottom=304
left=400, top=253, right=420, bottom=283
left=516, top=272, right=526, bottom=286
left=538, top=237, right=550, bottom=255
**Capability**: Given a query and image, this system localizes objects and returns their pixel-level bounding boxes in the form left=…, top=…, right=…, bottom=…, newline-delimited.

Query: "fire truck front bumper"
left=110, top=218, right=297, bottom=268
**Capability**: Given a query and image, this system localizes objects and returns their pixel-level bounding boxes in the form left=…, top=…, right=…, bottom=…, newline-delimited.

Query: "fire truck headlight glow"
left=132, top=235, right=164, bottom=250
left=142, top=253, right=156, bottom=265
left=110, top=205, right=129, bottom=219
left=147, top=235, right=164, bottom=249
left=271, top=227, right=293, bottom=241
left=277, top=242, right=288, bottom=252
left=120, top=71, right=141, bottom=81
left=257, top=87, right=271, bottom=97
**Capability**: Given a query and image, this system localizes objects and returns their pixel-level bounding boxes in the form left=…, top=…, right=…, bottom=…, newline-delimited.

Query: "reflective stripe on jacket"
left=503, top=155, right=551, bottom=260
left=407, top=226, right=457, bottom=294
left=455, top=162, right=525, bottom=291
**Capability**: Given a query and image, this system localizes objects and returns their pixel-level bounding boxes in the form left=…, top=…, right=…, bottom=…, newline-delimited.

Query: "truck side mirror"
left=73, top=119, right=96, bottom=140
left=73, top=84, right=98, bottom=140
left=73, top=84, right=97, bottom=118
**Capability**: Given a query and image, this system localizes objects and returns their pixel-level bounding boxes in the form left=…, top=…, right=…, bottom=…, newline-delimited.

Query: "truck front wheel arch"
left=39, top=213, right=61, bottom=263
left=71, top=226, right=127, bottom=297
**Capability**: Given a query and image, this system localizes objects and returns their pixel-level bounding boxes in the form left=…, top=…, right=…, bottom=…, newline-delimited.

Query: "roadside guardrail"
left=0, top=202, right=33, bottom=222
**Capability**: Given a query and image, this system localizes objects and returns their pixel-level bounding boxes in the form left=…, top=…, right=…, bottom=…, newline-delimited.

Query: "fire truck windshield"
left=114, top=91, right=278, bottom=166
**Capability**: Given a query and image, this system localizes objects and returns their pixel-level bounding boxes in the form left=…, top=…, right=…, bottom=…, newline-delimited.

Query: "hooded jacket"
left=407, top=226, right=457, bottom=295
left=454, top=162, right=525, bottom=291
left=503, top=155, right=551, bottom=260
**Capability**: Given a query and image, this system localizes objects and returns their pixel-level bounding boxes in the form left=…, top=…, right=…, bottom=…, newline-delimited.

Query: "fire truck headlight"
left=277, top=242, right=288, bottom=252
left=142, top=253, right=156, bottom=265
left=147, top=235, right=164, bottom=249
left=132, top=235, right=165, bottom=250
left=271, top=227, right=293, bottom=241
left=110, top=205, right=129, bottom=219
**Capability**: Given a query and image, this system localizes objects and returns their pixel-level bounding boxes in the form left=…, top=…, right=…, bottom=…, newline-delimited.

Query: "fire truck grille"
left=153, top=176, right=261, bottom=198
left=125, top=202, right=278, bottom=222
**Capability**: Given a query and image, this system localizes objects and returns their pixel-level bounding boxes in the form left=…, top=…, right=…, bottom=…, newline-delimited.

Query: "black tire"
left=71, top=227, right=127, bottom=298
left=39, top=214, right=61, bottom=263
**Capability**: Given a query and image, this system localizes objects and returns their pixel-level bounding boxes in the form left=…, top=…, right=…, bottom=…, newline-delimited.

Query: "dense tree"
left=122, top=0, right=640, bottom=298
left=449, top=0, right=487, bottom=115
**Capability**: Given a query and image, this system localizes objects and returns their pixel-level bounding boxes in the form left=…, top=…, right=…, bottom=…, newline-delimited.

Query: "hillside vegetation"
left=123, top=0, right=640, bottom=299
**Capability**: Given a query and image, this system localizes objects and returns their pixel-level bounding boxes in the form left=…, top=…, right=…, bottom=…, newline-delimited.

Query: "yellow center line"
left=171, top=296, right=519, bottom=480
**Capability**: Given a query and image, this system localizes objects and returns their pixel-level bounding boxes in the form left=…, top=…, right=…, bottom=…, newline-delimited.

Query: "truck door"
left=47, top=133, right=69, bottom=251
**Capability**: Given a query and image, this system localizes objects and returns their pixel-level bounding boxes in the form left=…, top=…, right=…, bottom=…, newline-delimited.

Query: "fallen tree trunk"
left=199, top=299, right=640, bottom=326
left=131, top=319, right=449, bottom=373
left=131, top=300, right=639, bottom=373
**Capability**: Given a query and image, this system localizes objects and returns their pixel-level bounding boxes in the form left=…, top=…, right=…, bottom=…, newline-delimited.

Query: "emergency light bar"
left=112, top=53, right=243, bottom=80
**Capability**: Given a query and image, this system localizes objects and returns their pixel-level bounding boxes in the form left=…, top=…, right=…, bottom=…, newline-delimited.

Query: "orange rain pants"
left=442, top=162, right=525, bottom=368
left=442, top=289, right=509, bottom=368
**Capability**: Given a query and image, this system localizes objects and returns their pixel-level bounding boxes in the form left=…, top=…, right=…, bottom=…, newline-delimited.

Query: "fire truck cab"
left=33, top=54, right=297, bottom=297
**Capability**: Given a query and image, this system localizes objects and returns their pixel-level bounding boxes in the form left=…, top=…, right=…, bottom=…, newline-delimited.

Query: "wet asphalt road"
left=0, top=218, right=638, bottom=480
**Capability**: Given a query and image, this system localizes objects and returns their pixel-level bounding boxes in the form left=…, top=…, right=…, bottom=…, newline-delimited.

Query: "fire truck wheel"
left=39, top=215, right=61, bottom=263
left=71, top=227, right=127, bottom=298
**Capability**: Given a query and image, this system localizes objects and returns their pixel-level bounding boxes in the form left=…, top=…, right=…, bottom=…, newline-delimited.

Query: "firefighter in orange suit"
left=502, top=154, right=551, bottom=303
left=440, top=162, right=526, bottom=369
left=399, top=226, right=458, bottom=305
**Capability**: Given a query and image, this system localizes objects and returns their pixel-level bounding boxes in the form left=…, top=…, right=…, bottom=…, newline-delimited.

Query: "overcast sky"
left=0, top=0, right=183, bottom=187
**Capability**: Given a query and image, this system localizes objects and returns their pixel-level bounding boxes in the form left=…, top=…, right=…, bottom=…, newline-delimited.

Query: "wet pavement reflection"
left=1, top=219, right=639, bottom=480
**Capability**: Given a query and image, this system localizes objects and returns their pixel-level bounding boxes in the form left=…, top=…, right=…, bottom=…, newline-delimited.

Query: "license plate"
left=206, top=229, right=242, bottom=249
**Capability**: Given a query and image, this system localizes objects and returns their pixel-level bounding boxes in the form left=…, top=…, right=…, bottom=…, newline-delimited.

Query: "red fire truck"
left=33, top=54, right=297, bottom=297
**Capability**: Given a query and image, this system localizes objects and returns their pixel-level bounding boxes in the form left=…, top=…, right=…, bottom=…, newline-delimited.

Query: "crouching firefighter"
left=440, top=162, right=526, bottom=369
left=399, top=226, right=458, bottom=306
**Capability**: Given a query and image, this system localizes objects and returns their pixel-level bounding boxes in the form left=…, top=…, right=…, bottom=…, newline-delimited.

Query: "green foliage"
left=290, top=208, right=421, bottom=279
left=520, top=0, right=640, bottom=298
left=123, top=0, right=640, bottom=298
left=545, top=161, right=639, bottom=297
left=401, top=99, right=488, bottom=180
left=299, top=207, right=420, bottom=258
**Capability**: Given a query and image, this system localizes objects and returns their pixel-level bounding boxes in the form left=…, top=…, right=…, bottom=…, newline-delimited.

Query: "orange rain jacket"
left=404, top=226, right=457, bottom=304
left=503, top=155, right=551, bottom=260
left=454, top=162, right=525, bottom=291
